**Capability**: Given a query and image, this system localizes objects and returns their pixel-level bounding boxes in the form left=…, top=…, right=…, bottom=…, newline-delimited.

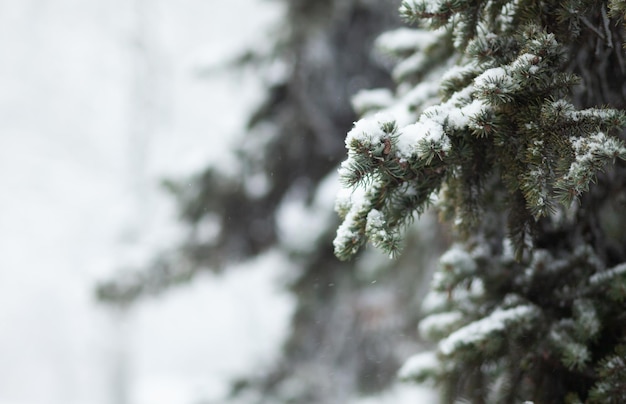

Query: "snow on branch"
left=398, top=351, right=442, bottom=382
left=438, top=304, right=538, bottom=356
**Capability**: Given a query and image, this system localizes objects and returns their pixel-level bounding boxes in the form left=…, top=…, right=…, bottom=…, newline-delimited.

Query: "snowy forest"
left=5, top=0, right=626, bottom=403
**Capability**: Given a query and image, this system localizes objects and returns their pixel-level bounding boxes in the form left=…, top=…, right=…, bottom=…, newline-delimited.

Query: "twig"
left=581, top=17, right=606, bottom=41
left=602, top=6, right=614, bottom=49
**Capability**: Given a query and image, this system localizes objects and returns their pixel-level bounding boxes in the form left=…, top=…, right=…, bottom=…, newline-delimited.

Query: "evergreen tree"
left=98, top=0, right=446, bottom=402
left=335, top=0, right=626, bottom=402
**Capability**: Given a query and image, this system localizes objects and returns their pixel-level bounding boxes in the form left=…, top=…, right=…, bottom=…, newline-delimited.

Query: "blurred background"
left=0, top=1, right=443, bottom=403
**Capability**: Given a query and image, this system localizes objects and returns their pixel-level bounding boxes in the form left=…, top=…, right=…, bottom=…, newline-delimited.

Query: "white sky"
left=0, top=1, right=438, bottom=402
left=0, top=1, right=292, bottom=403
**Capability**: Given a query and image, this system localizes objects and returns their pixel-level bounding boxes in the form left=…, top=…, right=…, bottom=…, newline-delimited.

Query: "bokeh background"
left=0, top=1, right=289, bottom=402
left=0, top=1, right=440, bottom=403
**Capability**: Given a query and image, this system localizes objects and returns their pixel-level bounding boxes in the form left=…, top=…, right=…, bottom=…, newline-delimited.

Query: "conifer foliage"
left=336, top=0, right=626, bottom=402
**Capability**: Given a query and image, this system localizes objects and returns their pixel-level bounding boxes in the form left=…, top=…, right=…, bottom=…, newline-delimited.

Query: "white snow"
left=498, top=0, right=518, bottom=29
left=511, top=53, right=541, bottom=73
left=397, top=108, right=451, bottom=159
left=440, top=62, right=479, bottom=83
left=439, top=305, right=537, bottom=356
left=471, top=64, right=521, bottom=105
left=367, top=209, right=387, bottom=229
left=565, top=131, right=626, bottom=187
left=375, top=27, right=445, bottom=81
left=398, top=351, right=440, bottom=380
left=392, top=80, right=493, bottom=159
left=399, top=0, right=443, bottom=16
left=345, top=114, right=391, bottom=148
left=365, top=208, right=394, bottom=249
left=420, top=290, right=449, bottom=313
left=605, top=356, right=625, bottom=369
left=277, top=171, right=340, bottom=253
left=440, top=246, right=477, bottom=274
left=376, top=28, right=440, bottom=54
left=352, top=88, right=395, bottom=115
left=130, top=250, right=295, bottom=404
left=475, top=66, right=507, bottom=83
left=589, top=262, right=626, bottom=285
left=401, top=79, right=441, bottom=114
left=452, top=16, right=469, bottom=49
left=447, top=98, right=488, bottom=129
left=334, top=183, right=373, bottom=256
left=419, top=311, right=464, bottom=340
left=393, top=52, right=429, bottom=80
left=349, top=383, right=439, bottom=404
